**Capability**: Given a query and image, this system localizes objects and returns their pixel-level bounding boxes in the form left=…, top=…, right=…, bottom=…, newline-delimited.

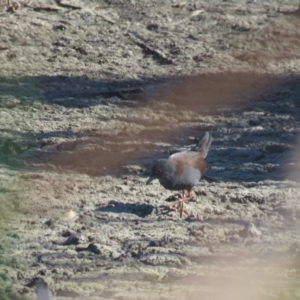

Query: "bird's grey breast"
left=176, top=165, right=201, bottom=187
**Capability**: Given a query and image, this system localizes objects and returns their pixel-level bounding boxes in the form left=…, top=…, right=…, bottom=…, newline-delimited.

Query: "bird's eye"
left=156, top=168, right=162, bottom=174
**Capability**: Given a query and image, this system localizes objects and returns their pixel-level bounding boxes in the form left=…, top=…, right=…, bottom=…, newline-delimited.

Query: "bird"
left=35, top=278, right=51, bottom=300
left=146, top=132, right=212, bottom=217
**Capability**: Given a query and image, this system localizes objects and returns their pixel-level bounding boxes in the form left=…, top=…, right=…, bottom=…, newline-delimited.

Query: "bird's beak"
left=146, top=176, right=154, bottom=185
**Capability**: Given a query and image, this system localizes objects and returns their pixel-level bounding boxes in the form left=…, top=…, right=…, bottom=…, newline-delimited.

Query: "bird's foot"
left=162, top=197, right=191, bottom=218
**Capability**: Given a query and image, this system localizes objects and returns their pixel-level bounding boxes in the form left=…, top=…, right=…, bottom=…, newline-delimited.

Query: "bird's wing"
left=169, top=151, right=207, bottom=175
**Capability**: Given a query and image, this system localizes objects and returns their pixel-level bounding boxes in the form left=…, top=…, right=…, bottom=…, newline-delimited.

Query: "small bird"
left=35, top=278, right=51, bottom=300
left=146, top=132, right=212, bottom=217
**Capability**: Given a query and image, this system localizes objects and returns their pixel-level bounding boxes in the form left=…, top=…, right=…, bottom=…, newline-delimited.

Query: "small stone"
left=44, top=219, right=52, bottom=226
left=76, top=243, right=119, bottom=258
left=140, top=254, right=181, bottom=266
left=63, top=234, right=88, bottom=245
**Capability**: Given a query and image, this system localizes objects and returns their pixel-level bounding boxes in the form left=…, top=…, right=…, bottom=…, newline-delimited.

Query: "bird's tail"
left=193, top=132, right=213, bottom=158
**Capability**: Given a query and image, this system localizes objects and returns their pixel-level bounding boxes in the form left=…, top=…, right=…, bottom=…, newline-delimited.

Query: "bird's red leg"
left=163, top=191, right=192, bottom=218
left=178, top=200, right=189, bottom=218
left=177, top=196, right=191, bottom=217
left=179, top=201, right=182, bottom=218
left=182, top=190, right=186, bottom=198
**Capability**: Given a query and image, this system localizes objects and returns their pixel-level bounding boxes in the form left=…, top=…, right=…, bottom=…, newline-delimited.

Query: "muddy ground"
left=1, top=0, right=300, bottom=299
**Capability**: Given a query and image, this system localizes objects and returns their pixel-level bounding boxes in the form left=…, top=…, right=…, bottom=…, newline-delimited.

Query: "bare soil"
left=1, top=0, right=300, bottom=299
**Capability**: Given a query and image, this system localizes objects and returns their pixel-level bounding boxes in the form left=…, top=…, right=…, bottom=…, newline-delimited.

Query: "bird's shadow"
left=96, top=200, right=154, bottom=218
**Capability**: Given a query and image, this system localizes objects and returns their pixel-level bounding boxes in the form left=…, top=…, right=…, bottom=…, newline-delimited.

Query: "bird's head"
left=146, top=160, right=168, bottom=185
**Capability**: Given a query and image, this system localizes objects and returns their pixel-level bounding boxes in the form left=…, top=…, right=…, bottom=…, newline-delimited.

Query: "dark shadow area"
left=0, top=72, right=284, bottom=108
left=0, top=72, right=299, bottom=183
left=0, top=74, right=153, bottom=108
left=96, top=200, right=154, bottom=218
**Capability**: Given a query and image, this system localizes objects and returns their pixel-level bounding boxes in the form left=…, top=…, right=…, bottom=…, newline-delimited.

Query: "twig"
left=32, top=5, right=62, bottom=12
left=55, top=0, right=82, bottom=10
left=128, top=31, right=173, bottom=64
